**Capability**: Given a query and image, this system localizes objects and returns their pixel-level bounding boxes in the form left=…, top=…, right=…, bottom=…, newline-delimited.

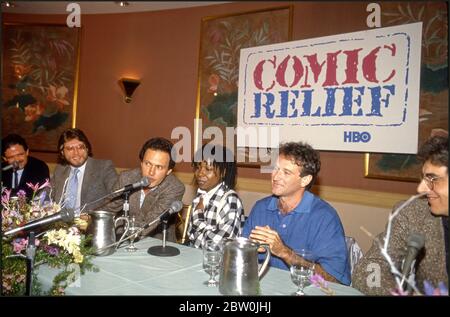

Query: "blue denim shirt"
left=243, top=191, right=351, bottom=285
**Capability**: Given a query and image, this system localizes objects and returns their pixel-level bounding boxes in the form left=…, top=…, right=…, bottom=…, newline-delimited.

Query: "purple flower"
left=17, top=190, right=26, bottom=199
left=11, top=237, right=41, bottom=253
left=424, top=280, right=449, bottom=296
left=309, top=273, right=335, bottom=295
left=12, top=238, right=27, bottom=253
left=45, top=245, right=60, bottom=256
left=37, top=190, right=48, bottom=206
left=310, top=273, right=328, bottom=288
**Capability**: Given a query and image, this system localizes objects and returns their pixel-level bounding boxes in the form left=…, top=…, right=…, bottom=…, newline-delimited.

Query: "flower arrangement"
left=1, top=180, right=97, bottom=296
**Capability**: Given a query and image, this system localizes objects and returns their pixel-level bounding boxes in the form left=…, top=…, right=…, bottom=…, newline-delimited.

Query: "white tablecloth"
left=36, top=237, right=363, bottom=296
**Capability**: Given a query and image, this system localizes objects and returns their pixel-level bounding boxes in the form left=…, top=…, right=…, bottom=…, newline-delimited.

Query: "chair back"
left=345, top=236, right=364, bottom=277
left=175, top=204, right=192, bottom=244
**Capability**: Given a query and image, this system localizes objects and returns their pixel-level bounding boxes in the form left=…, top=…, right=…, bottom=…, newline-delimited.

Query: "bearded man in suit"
left=51, top=128, right=118, bottom=215
left=110, top=137, right=185, bottom=242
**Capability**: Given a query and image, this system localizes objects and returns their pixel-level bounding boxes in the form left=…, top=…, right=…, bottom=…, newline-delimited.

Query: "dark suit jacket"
left=2, top=156, right=50, bottom=200
left=51, top=157, right=118, bottom=212
left=109, top=168, right=185, bottom=242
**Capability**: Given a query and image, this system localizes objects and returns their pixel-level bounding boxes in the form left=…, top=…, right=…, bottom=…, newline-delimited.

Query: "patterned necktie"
left=66, top=168, right=79, bottom=210
left=13, top=170, right=19, bottom=189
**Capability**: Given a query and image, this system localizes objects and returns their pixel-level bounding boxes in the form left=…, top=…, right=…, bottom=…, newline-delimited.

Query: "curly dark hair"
left=192, top=143, right=237, bottom=190
left=2, top=134, right=28, bottom=156
left=139, top=137, right=175, bottom=170
left=57, top=128, right=93, bottom=164
left=279, top=141, right=321, bottom=190
left=417, top=135, right=448, bottom=170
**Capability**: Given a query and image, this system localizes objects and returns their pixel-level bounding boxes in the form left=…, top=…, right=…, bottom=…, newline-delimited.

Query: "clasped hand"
left=249, top=225, right=286, bottom=257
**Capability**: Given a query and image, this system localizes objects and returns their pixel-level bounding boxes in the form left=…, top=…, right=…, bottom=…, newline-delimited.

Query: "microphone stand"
left=114, top=190, right=138, bottom=251
left=147, top=219, right=180, bottom=257
left=25, top=231, right=36, bottom=296
left=123, top=191, right=130, bottom=218
left=401, top=260, right=416, bottom=293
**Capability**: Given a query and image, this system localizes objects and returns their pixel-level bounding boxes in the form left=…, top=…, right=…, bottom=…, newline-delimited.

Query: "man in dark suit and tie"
left=51, top=128, right=118, bottom=215
left=109, top=137, right=185, bottom=242
left=2, top=133, right=50, bottom=200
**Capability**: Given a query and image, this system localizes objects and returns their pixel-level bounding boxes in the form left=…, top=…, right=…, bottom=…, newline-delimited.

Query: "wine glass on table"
left=125, top=216, right=140, bottom=252
left=290, top=249, right=314, bottom=295
left=202, top=240, right=222, bottom=287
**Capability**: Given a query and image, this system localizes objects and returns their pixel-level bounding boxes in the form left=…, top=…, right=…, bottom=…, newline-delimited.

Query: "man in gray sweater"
left=352, top=134, right=448, bottom=295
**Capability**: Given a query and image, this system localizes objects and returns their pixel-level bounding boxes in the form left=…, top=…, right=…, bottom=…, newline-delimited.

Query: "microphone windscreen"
left=141, top=177, right=150, bottom=187
left=407, top=232, right=425, bottom=249
left=170, top=201, right=183, bottom=214
left=60, top=208, right=75, bottom=222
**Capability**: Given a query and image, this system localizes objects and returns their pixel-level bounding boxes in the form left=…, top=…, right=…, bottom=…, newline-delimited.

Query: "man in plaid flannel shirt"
left=187, top=144, right=245, bottom=248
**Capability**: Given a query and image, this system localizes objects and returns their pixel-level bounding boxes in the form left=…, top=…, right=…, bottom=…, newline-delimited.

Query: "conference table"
left=36, top=237, right=363, bottom=296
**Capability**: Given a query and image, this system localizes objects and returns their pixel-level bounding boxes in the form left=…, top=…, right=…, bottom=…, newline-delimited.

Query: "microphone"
left=140, top=201, right=183, bottom=231
left=158, top=200, right=184, bottom=221
left=113, top=177, right=149, bottom=194
left=4, top=208, right=75, bottom=236
left=2, top=161, right=19, bottom=171
left=401, top=232, right=425, bottom=289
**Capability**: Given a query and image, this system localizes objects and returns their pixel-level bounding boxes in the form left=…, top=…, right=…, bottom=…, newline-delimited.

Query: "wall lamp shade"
left=119, top=78, right=140, bottom=103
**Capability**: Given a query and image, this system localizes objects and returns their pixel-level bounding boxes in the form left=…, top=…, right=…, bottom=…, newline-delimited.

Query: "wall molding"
left=47, top=163, right=409, bottom=209
left=173, top=172, right=409, bottom=209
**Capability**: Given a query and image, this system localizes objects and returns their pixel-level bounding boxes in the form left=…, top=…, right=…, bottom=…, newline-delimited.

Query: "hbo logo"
left=343, top=131, right=371, bottom=143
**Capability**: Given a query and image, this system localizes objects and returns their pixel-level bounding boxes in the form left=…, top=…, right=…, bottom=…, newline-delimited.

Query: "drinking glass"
left=202, top=240, right=222, bottom=287
left=290, top=249, right=314, bottom=295
left=125, top=216, right=140, bottom=252
left=290, top=264, right=314, bottom=295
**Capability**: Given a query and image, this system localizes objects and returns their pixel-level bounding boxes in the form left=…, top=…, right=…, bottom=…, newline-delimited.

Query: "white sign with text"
left=237, top=23, right=422, bottom=153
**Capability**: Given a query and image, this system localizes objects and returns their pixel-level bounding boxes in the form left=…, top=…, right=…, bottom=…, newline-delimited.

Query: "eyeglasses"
left=4, top=152, right=26, bottom=160
left=421, top=175, right=444, bottom=190
left=64, top=144, right=86, bottom=152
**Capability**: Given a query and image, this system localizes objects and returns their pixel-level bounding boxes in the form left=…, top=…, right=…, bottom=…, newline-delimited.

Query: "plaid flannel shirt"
left=187, top=183, right=245, bottom=248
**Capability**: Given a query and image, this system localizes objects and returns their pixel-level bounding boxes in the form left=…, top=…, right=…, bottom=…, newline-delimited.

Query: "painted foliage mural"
left=367, top=2, right=448, bottom=181
left=2, top=24, right=80, bottom=152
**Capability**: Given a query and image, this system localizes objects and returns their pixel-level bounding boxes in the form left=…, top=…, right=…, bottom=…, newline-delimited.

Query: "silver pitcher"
left=219, top=237, right=271, bottom=295
left=87, top=210, right=116, bottom=256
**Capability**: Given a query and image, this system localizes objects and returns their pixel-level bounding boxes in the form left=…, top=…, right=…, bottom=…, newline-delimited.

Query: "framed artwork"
left=365, top=2, right=448, bottom=181
left=195, top=6, right=293, bottom=167
left=2, top=23, right=81, bottom=153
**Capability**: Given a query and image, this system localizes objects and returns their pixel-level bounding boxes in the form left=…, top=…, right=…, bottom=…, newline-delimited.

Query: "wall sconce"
left=2, top=1, right=16, bottom=8
left=119, top=78, right=140, bottom=103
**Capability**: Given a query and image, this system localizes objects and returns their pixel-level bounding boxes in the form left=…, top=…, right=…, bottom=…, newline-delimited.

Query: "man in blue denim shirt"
left=243, top=142, right=351, bottom=285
